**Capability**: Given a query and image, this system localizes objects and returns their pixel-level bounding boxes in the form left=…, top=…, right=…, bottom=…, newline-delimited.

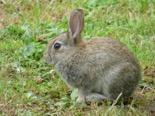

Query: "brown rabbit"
left=44, top=9, right=141, bottom=103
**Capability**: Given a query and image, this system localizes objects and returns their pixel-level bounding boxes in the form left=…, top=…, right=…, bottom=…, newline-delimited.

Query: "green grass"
left=0, top=0, right=155, bottom=115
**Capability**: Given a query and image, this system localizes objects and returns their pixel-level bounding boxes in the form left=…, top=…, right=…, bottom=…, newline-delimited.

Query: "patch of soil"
left=0, top=102, right=16, bottom=115
left=144, top=66, right=155, bottom=77
left=147, top=100, right=155, bottom=116
left=0, top=4, right=6, bottom=29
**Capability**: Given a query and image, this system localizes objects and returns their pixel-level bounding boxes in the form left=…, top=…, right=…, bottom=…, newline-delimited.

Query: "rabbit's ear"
left=68, top=9, right=84, bottom=45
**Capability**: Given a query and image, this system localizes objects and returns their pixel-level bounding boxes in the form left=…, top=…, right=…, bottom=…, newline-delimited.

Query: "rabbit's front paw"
left=75, top=96, right=87, bottom=107
left=76, top=95, right=85, bottom=103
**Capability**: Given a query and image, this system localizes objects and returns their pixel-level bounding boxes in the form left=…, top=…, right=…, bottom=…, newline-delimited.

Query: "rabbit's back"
left=86, top=38, right=138, bottom=65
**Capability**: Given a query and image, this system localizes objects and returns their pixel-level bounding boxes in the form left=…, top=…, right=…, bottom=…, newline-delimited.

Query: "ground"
left=0, top=0, right=155, bottom=116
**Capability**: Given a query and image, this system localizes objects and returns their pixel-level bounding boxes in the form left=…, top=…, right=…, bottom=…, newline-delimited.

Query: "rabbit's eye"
left=54, top=43, right=61, bottom=50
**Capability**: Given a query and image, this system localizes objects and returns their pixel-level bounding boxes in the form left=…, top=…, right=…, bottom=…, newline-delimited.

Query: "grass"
left=0, top=0, right=155, bottom=115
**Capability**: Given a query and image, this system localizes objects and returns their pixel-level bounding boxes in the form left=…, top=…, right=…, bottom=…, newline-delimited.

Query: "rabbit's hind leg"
left=85, top=93, right=107, bottom=102
left=76, top=88, right=107, bottom=104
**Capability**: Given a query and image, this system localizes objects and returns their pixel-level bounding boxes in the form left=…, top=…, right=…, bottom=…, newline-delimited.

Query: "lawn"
left=0, top=0, right=155, bottom=115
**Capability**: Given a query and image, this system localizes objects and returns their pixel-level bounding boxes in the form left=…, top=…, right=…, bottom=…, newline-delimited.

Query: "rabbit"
left=44, top=9, right=141, bottom=103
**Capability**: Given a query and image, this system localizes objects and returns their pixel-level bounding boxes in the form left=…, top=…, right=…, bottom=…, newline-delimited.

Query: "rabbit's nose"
left=43, top=52, right=53, bottom=64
